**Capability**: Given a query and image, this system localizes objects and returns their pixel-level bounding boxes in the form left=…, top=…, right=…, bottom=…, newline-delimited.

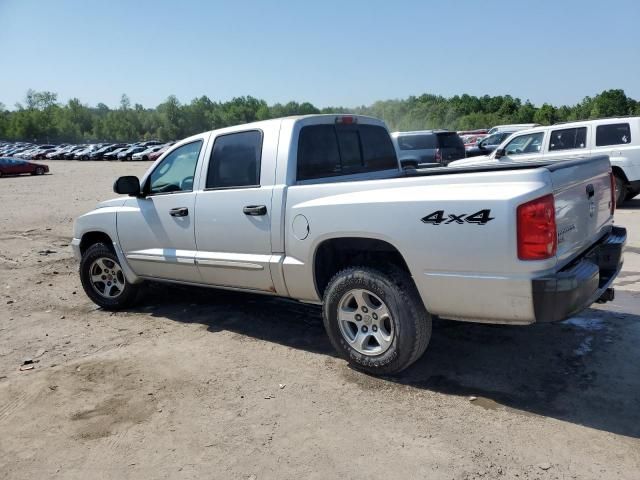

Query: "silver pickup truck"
left=72, top=114, right=626, bottom=375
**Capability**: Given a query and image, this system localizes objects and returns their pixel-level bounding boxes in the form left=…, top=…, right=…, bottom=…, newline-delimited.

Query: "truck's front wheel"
left=80, top=243, right=140, bottom=310
left=323, top=267, right=431, bottom=375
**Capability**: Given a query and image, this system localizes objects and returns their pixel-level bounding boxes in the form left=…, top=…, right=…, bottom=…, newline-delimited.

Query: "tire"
left=625, top=187, right=640, bottom=201
left=142, top=156, right=148, bottom=162
left=80, top=243, right=140, bottom=310
left=322, top=266, right=431, bottom=375
left=614, top=174, right=626, bottom=207
left=34, top=167, right=45, bottom=175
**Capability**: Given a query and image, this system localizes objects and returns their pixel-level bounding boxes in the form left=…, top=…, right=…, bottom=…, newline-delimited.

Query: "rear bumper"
left=532, top=226, right=626, bottom=323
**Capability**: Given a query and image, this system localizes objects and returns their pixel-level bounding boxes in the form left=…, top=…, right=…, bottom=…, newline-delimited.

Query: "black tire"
left=322, top=266, right=431, bottom=375
left=142, top=156, right=148, bottom=162
left=35, top=167, right=45, bottom=175
left=80, top=243, right=140, bottom=310
left=614, top=174, right=626, bottom=207
left=625, top=187, right=640, bottom=201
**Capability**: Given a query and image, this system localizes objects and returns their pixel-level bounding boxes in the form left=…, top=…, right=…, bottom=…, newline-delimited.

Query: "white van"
left=450, top=117, right=640, bottom=204
left=487, top=123, right=539, bottom=134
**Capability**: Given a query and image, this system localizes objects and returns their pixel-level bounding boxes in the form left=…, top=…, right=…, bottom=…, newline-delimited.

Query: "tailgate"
left=548, top=155, right=614, bottom=265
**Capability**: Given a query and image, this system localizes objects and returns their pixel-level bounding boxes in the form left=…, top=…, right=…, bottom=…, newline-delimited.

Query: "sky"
left=1, top=0, right=639, bottom=110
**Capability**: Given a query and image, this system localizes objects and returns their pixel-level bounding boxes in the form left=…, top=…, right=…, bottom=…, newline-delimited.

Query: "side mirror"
left=495, top=148, right=505, bottom=159
left=113, top=176, right=141, bottom=196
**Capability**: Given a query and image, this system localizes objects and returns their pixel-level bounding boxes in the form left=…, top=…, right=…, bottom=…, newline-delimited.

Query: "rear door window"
left=206, top=130, right=263, bottom=188
left=549, top=127, right=587, bottom=151
left=397, top=134, right=437, bottom=150
left=297, top=123, right=397, bottom=181
left=596, top=123, right=631, bottom=146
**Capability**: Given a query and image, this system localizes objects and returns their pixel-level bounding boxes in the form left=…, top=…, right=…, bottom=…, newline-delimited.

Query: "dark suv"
left=391, top=130, right=465, bottom=166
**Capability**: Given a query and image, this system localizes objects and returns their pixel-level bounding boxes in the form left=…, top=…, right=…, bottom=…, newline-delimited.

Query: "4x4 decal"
left=421, top=209, right=494, bottom=225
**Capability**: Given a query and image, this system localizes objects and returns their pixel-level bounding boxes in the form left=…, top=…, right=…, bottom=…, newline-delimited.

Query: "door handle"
left=169, top=207, right=189, bottom=217
left=243, top=205, right=267, bottom=216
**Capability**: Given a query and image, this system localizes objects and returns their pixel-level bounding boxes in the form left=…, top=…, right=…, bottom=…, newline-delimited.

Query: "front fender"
left=72, top=206, right=142, bottom=284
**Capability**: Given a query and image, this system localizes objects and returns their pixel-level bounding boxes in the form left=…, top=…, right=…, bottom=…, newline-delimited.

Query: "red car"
left=0, top=158, right=49, bottom=177
left=148, top=142, right=174, bottom=162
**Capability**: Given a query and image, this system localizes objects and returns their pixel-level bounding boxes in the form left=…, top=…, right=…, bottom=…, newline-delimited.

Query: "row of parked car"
left=393, top=117, right=640, bottom=204
left=0, top=140, right=176, bottom=162
left=390, top=123, right=538, bottom=166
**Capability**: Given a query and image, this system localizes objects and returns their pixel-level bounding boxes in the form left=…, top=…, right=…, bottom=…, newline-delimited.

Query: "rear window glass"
left=549, top=127, right=587, bottom=151
left=297, top=123, right=397, bottom=181
left=596, top=123, right=631, bottom=146
left=397, top=134, right=436, bottom=150
left=437, top=132, right=464, bottom=148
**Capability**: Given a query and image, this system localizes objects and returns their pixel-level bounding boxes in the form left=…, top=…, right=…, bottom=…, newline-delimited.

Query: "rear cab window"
left=596, top=123, right=631, bottom=146
left=297, top=123, right=397, bottom=181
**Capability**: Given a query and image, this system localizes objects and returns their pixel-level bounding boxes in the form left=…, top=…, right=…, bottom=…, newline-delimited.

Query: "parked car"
left=104, top=146, right=131, bottom=161
left=72, top=114, right=624, bottom=376
left=90, top=144, right=127, bottom=160
left=131, top=145, right=163, bottom=161
left=391, top=130, right=466, bottom=166
left=148, top=142, right=175, bottom=161
left=0, top=158, right=49, bottom=177
left=63, top=145, right=86, bottom=159
left=461, top=134, right=486, bottom=147
left=449, top=116, right=640, bottom=205
left=117, top=145, right=147, bottom=161
left=457, top=129, right=488, bottom=136
left=464, top=131, right=515, bottom=157
left=138, top=140, right=163, bottom=147
left=32, top=145, right=58, bottom=159
left=73, top=146, right=96, bottom=160
left=487, top=123, right=539, bottom=134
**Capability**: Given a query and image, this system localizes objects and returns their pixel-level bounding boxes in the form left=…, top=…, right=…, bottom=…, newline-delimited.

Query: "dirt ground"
left=1, top=160, right=639, bottom=480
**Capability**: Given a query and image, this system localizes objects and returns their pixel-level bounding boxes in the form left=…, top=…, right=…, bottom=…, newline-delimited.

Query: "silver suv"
left=391, top=130, right=465, bottom=167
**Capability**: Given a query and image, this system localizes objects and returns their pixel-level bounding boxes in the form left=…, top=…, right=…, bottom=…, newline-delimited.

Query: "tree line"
left=0, top=88, right=638, bottom=144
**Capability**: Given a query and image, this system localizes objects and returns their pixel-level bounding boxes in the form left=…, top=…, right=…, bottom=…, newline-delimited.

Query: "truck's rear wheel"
left=625, top=187, right=640, bottom=201
left=322, top=267, right=431, bottom=375
left=80, top=243, right=139, bottom=310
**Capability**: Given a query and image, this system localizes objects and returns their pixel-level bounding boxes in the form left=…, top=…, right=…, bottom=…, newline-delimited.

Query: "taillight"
left=434, top=148, right=442, bottom=164
left=335, top=115, right=357, bottom=125
left=609, top=171, right=616, bottom=214
left=517, top=194, right=557, bottom=260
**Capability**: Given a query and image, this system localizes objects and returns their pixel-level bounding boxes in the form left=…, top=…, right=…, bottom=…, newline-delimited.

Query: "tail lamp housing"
left=517, top=194, right=557, bottom=260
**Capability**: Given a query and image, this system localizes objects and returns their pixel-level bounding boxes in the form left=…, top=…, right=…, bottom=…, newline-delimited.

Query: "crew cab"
left=72, top=115, right=625, bottom=375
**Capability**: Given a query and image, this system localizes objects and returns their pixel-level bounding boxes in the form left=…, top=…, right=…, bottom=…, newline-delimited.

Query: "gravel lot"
left=1, top=161, right=639, bottom=479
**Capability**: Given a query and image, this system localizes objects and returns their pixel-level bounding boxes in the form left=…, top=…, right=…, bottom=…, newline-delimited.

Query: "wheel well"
left=612, top=166, right=628, bottom=185
left=79, top=231, right=114, bottom=255
left=314, top=237, right=412, bottom=297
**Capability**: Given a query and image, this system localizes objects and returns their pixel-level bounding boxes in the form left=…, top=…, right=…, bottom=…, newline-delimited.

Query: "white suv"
left=450, top=117, right=640, bottom=204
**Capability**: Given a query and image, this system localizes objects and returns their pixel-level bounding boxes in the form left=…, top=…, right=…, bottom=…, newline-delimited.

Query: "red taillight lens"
left=517, top=194, right=557, bottom=260
left=336, top=115, right=357, bottom=125
left=435, top=148, right=442, bottom=163
left=609, top=171, right=616, bottom=214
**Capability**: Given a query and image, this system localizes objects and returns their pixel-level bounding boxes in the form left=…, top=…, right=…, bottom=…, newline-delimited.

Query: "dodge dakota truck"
left=72, top=114, right=626, bottom=375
